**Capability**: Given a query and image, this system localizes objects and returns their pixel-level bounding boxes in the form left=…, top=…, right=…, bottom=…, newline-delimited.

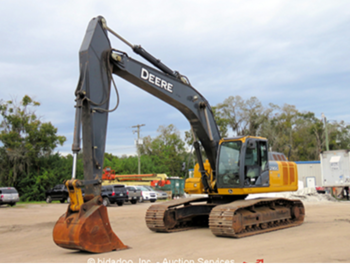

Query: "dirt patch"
left=334, top=218, right=350, bottom=223
left=0, top=221, right=55, bottom=234
left=1, top=200, right=350, bottom=263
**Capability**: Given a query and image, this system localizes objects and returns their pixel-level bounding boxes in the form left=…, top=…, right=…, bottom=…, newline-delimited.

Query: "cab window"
left=217, top=141, right=242, bottom=187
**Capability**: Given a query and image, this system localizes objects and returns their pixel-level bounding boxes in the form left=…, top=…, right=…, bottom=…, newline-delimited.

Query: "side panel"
left=295, top=161, right=322, bottom=188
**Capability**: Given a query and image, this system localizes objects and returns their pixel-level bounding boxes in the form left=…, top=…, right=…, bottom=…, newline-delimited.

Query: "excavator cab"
left=215, top=136, right=299, bottom=194
left=186, top=136, right=297, bottom=195
left=216, top=137, right=270, bottom=189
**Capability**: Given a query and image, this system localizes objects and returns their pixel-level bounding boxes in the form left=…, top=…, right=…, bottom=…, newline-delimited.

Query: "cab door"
left=243, top=139, right=269, bottom=187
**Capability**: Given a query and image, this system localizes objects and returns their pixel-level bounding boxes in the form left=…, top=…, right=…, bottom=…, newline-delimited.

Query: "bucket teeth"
left=53, top=196, right=129, bottom=253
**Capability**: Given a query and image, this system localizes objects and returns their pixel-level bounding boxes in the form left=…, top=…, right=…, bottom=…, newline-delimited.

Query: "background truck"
left=320, top=150, right=350, bottom=187
left=125, top=186, right=142, bottom=204
left=101, top=184, right=128, bottom=206
left=46, top=184, right=69, bottom=203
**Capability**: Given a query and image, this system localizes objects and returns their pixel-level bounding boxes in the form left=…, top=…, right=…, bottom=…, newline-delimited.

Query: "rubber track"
left=209, top=198, right=305, bottom=238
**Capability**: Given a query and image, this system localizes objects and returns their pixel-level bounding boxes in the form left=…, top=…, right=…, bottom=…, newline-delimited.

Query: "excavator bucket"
left=53, top=181, right=129, bottom=253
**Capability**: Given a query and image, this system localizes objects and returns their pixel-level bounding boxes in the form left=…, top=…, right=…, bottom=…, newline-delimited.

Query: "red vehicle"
left=316, top=186, right=326, bottom=194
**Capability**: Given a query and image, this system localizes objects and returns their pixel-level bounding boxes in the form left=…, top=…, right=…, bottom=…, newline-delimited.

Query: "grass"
left=2, top=200, right=63, bottom=209
left=0, top=200, right=65, bottom=209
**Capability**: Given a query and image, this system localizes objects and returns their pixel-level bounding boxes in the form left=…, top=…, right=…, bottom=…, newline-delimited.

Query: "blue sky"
left=0, top=0, right=349, bottom=156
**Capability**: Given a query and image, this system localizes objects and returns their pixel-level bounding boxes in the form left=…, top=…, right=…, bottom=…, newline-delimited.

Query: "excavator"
left=53, top=16, right=305, bottom=253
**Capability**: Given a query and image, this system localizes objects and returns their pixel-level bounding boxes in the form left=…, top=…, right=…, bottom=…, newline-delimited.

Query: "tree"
left=139, top=124, right=186, bottom=176
left=0, top=95, right=66, bottom=191
left=259, top=104, right=298, bottom=156
left=216, top=95, right=245, bottom=136
left=183, top=94, right=350, bottom=161
left=242, top=97, right=274, bottom=136
left=324, top=120, right=350, bottom=151
left=215, top=96, right=274, bottom=137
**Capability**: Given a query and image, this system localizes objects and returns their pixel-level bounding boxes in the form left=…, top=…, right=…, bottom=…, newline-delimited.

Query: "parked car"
left=125, top=186, right=141, bottom=204
left=154, top=190, right=168, bottom=200
left=316, top=186, right=326, bottom=194
left=134, top=185, right=157, bottom=202
left=101, top=184, right=128, bottom=206
left=46, top=184, right=70, bottom=203
left=142, top=185, right=168, bottom=200
left=0, top=187, right=19, bottom=206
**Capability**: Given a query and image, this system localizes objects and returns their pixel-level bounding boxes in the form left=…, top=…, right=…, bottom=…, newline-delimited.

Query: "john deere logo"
left=141, top=68, right=173, bottom=93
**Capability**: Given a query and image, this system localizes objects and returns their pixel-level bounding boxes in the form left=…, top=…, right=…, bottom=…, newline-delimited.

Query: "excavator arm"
left=71, top=16, right=112, bottom=199
left=54, top=16, right=221, bottom=253
left=73, top=16, right=221, bottom=193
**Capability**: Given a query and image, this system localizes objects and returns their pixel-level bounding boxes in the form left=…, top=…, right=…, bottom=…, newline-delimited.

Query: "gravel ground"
left=0, top=196, right=349, bottom=263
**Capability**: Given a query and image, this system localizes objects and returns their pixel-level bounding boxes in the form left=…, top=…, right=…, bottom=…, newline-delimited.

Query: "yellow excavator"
left=53, top=16, right=304, bottom=253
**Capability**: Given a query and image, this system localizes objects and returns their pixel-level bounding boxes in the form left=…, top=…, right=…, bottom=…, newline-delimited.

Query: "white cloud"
left=0, top=0, right=349, bottom=156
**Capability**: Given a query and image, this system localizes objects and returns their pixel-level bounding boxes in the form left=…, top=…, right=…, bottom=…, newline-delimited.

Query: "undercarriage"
left=146, top=196, right=305, bottom=238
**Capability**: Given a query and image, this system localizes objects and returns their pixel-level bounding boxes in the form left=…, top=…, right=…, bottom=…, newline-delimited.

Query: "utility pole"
left=322, top=113, right=329, bottom=151
left=132, top=124, right=145, bottom=174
